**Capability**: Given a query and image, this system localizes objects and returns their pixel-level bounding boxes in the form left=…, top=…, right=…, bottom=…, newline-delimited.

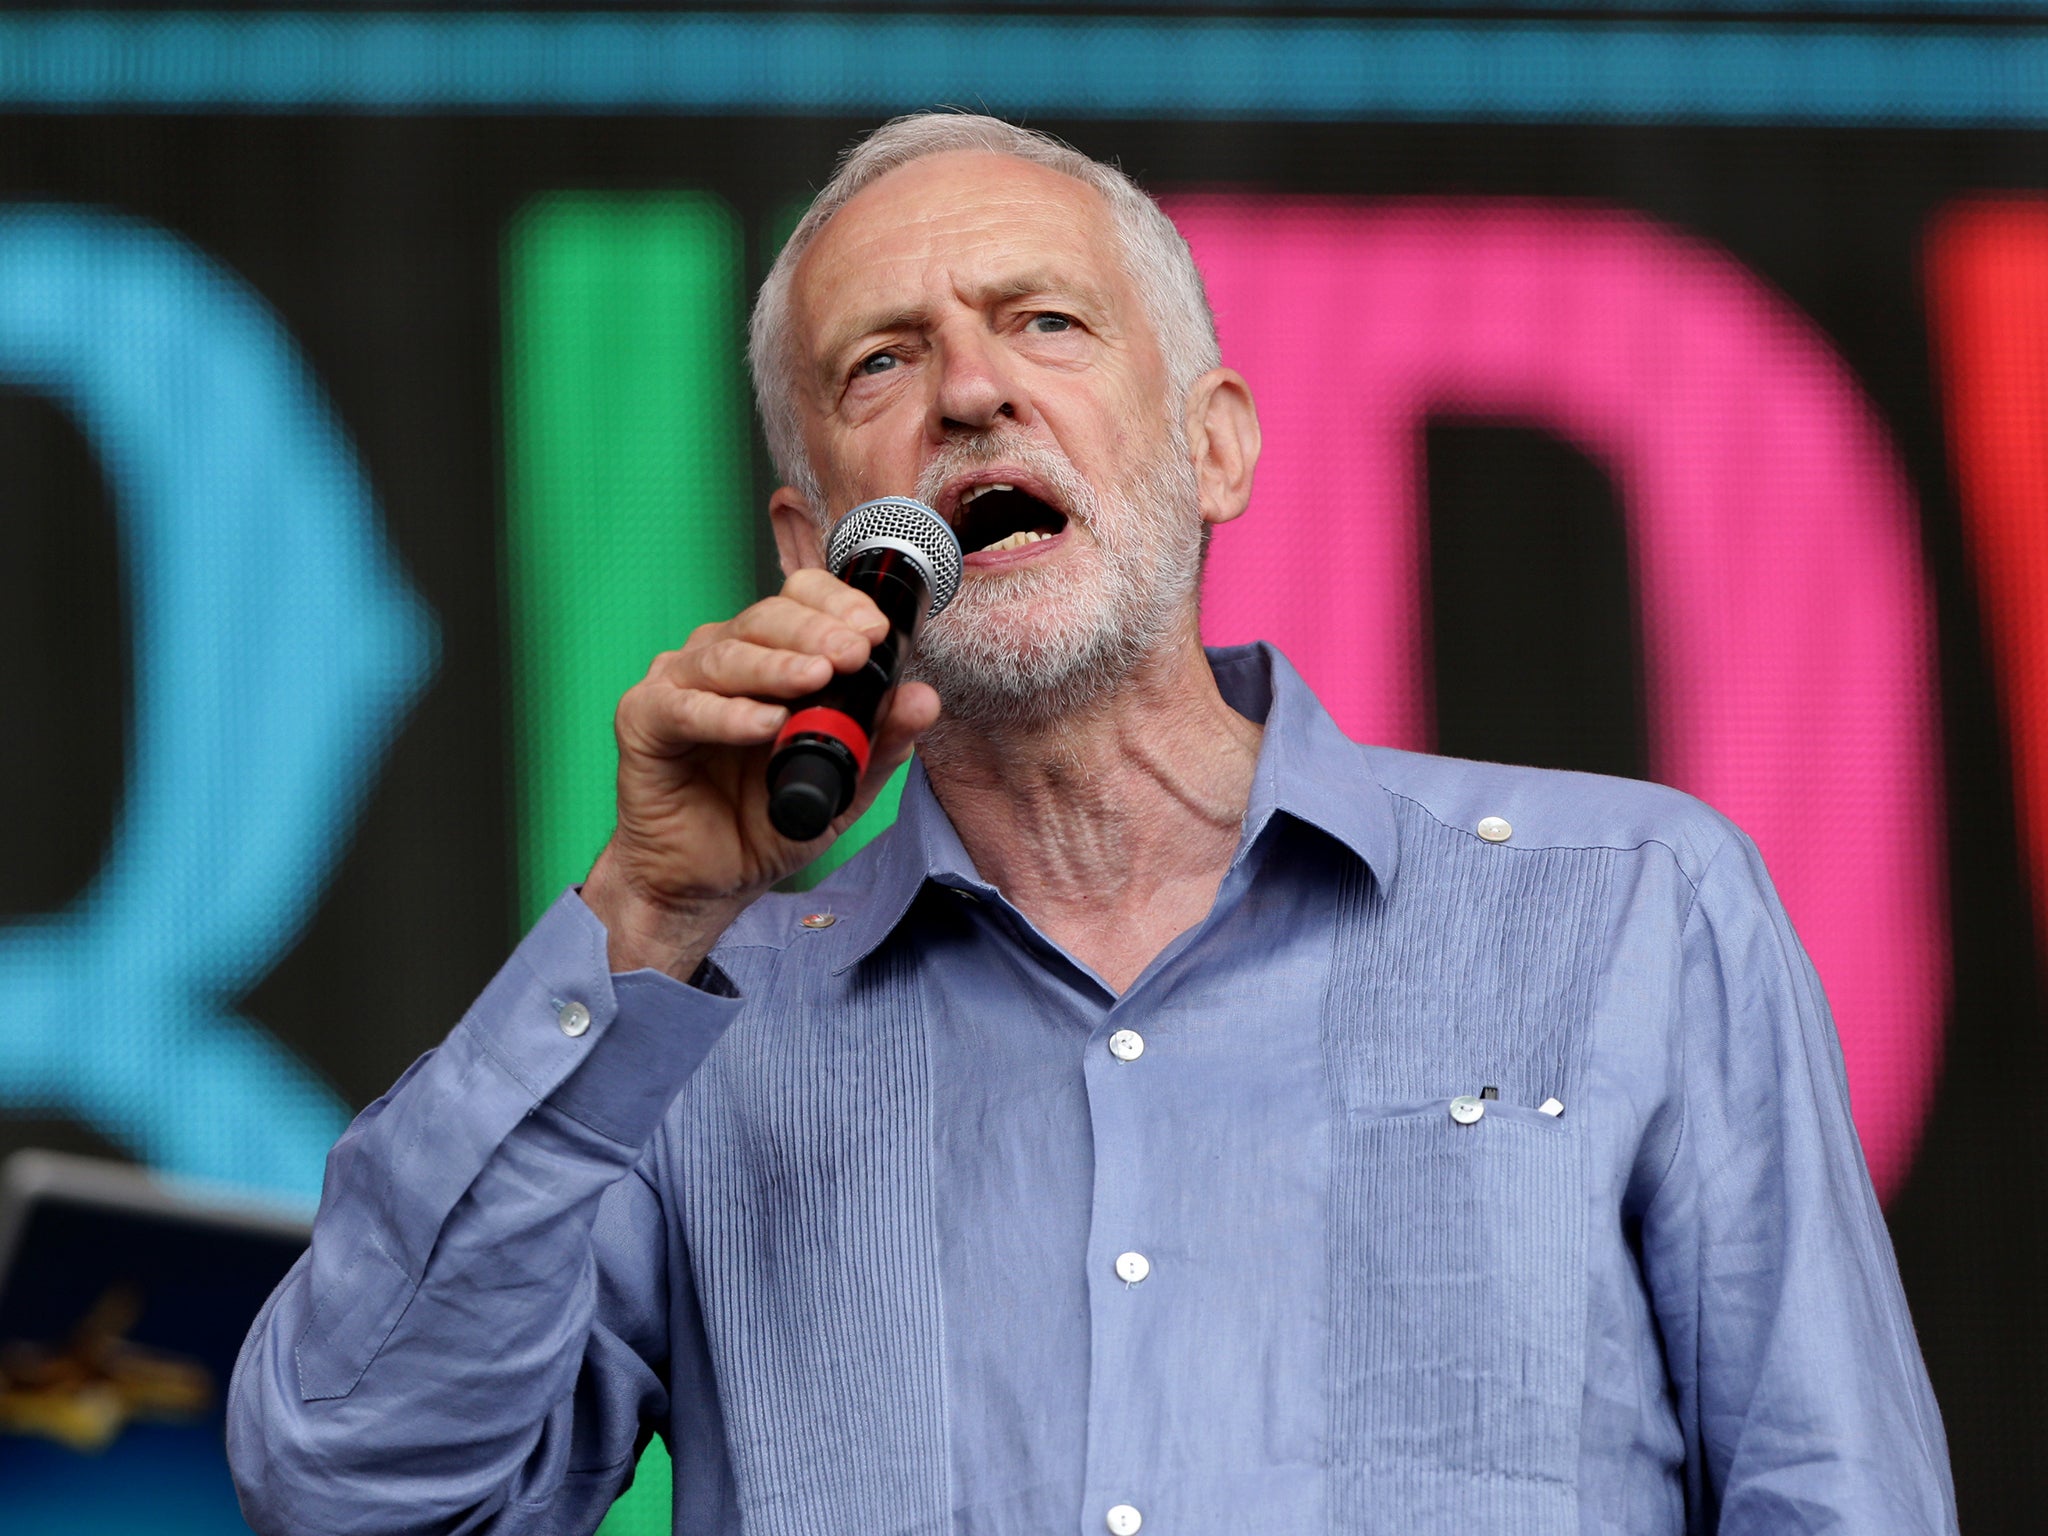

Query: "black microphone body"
left=766, top=498, right=962, bottom=841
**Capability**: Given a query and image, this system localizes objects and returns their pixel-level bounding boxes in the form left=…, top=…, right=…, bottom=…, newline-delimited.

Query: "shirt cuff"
left=464, top=888, right=743, bottom=1150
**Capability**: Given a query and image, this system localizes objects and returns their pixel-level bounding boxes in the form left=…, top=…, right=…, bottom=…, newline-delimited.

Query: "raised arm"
left=228, top=567, right=934, bottom=1533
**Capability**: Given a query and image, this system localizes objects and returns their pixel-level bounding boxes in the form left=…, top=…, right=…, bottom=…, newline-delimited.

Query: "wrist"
left=580, top=851, right=749, bottom=981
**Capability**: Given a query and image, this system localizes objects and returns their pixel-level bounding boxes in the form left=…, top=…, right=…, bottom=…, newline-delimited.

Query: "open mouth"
left=954, top=482, right=1069, bottom=555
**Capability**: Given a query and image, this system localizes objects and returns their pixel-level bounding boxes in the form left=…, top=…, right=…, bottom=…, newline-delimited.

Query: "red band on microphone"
left=776, top=706, right=873, bottom=777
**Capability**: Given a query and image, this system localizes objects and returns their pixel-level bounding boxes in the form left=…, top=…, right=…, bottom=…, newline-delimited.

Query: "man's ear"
left=1183, top=367, right=1261, bottom=528
left=769, top=486, right=830, bottom=575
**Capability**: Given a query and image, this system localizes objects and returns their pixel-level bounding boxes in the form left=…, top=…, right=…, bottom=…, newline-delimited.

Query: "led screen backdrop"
left=2, top=4, right=2047, bottom=1530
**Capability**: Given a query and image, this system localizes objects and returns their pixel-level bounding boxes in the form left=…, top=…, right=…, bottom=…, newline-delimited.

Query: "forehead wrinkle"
left=792, top=151, right=1141, bottom=397
left=970, top=268, right=1118, bottom=321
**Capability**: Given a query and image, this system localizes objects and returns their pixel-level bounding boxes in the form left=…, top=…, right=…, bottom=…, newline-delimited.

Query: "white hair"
left=747, top=112, right=1221, bottom=504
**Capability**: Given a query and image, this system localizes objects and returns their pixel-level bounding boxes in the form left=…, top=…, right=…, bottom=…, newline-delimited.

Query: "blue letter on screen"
left=0, top=208, right=435, bottom=1202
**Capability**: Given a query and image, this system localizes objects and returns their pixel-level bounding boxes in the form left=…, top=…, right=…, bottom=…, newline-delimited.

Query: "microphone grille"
left=824, top=496, right=965, bottom=618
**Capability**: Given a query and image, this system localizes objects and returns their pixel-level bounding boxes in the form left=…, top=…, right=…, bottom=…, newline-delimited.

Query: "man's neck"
left=918, top=635, right=1264, bottom=993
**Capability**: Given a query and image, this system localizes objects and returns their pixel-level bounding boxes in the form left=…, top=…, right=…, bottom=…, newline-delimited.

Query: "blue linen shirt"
left=229, top=643, right=1956, bottom=1536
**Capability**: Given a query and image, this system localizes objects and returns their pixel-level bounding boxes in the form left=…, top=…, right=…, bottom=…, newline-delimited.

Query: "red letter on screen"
left=1929, top=198, right=2048, bottom=1040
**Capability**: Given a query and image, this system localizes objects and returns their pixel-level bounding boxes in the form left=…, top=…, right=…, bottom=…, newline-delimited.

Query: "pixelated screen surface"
left=0, top=4, right=2045, bottom=1530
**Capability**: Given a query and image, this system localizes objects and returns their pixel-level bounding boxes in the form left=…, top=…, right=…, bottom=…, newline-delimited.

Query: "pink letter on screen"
left=1170, top=197, right=1945, bottom=1200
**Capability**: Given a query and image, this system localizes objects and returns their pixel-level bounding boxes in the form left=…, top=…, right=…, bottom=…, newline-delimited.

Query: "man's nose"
left=930, top=328, right=1028, bottom=436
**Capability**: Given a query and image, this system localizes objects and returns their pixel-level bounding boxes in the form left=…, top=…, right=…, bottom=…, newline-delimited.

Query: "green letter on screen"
left=502, top=189, right=912, bottom=1534
left=504, top=191, right=754, bottom=929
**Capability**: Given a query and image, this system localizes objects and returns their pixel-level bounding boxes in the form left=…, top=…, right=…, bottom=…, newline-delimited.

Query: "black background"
left=0, top=111, right=2038, bottom=1522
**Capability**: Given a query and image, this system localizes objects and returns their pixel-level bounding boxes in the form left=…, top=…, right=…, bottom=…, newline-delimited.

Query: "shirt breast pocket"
left=1329, top=1100, right=1585, bottom=1533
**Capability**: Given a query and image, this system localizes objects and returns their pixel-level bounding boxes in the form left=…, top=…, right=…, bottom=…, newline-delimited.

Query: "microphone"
left=766, top=496, right=964, bottom=841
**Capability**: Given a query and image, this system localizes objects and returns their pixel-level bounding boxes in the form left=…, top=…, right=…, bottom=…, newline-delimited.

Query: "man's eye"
left=857, top=351, right=898, bottom=376
left=1026, top=313, right=1074, bottom=333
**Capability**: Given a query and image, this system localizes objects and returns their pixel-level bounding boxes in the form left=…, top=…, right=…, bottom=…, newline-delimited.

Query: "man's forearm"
left=228, top=891, right=738, bottom=1534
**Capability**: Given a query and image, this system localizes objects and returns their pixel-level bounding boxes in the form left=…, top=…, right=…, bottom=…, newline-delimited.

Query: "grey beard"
left=908, top=428, right=1205, bottom=736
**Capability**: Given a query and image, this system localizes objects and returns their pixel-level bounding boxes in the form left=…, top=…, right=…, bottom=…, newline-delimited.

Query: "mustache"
left=913, top=432, right=1095, bottom=516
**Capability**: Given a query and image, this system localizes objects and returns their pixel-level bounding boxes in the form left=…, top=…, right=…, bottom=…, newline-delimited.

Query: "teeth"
left=982, top=529, right=1051, bottom=553
left=960, top=483, right=1015, bottom=505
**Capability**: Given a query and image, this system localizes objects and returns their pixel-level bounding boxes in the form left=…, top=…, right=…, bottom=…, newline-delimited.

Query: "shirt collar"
left=831, top=640, right=1399, bottom=973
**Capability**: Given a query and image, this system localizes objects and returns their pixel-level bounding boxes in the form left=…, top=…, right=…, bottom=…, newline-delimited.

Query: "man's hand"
left=580, top=567, right=941, bottom=979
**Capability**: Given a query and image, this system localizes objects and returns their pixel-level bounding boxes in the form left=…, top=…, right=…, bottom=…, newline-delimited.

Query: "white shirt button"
left=1108, top=1029, right=1145, bottom=1062
left=1106, top=1504, right=1143, bottom=1535
left=799, top=912, right=836, bottom=929
left=1449, top=1094, right=1485, bottom=1125
left=1114, top=1250, right=1151, bottom=1284
left=1477, top=815, right=1512, bottom=843
left=557, top=1000, right=591, bottom=1038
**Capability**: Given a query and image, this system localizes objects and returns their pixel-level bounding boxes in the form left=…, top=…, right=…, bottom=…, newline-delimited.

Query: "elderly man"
left=230, top=115, right=1956, bottom=1535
